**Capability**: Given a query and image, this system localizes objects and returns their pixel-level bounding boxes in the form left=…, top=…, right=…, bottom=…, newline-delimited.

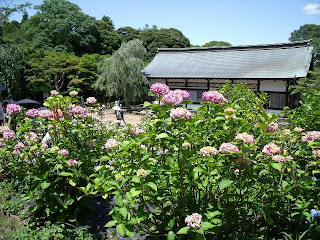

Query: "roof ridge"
left=157, top=40, right=311, bottom=53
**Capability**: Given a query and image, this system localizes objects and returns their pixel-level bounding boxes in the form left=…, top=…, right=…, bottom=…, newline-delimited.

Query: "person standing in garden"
left=113, top=105, right=127, bottom=125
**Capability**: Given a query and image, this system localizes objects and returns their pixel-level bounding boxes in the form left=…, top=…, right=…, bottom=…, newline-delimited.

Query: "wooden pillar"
left=207, top=79, right=210, bottom=90
left=257, top=79, right=261, bottom=92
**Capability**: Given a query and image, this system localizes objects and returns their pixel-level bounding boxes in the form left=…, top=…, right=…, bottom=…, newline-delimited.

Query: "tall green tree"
left=22, top=0, right=101, bottom=55
left=0, top=44, right=23, bottom=99
left=94, top=39, right=148, bottom=109
left=289, top=24, right=320, bottom=69
left=202, top=40, right=232, bottom=47
left=97, top=16, right=121, bottom=55
left=117, top=27, right=190, bottom=61
left=25, top=50, right=80, bottom=93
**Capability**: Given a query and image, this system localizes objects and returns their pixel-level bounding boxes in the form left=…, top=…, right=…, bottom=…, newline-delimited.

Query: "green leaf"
left=271, top=162, right=283, bottom=171
left=132, top=175, right=140, bottom=183
left=176, top=226, right=190, bottom=234
left=167, top=231, right=175, bottom=240
left=219, top=179, right=234, bottom=190
left=40, top=182, right=51, bottom=190
left=156, top=133, right=170, bottom=139
left=193, top=167, right=204, bottom=173
left=144, top=101, right=152, bottom=107
left=259, top=169, right=269, bottom=176
left=115, top=194, right=124, bottom=207
left=130, top=188, right=142, bottom=197
left=147, top=182, right=157, bottom=191
left=116, top=224, right=126, bottom=236
left=69, top=179, right=76, bottom=187
left=60, top=171, right=73, bottom=177
left=119, top=208, right=128, bottom=218
left=201, top=222, right=215, bottom=230
left=105, top=220, right=117, bottom=228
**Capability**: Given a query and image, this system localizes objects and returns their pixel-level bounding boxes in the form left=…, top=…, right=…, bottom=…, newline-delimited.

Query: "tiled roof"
left=142, top=41, right=313, bottom=79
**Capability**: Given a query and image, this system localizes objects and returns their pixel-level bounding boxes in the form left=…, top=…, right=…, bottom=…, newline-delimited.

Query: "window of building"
left=269, top=93, right=286, bottom=109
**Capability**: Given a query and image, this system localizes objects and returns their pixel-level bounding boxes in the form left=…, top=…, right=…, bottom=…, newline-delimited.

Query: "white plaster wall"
left=260, top=80, right=286, bottom=92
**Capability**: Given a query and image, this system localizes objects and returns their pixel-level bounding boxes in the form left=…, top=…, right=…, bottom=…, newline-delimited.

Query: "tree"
left=69, top=53, right=103, bottom=97
left=25, top=50, right=80, bottom=93
left=289, top=24, right=320, bottom=69
left=0, top=45, right=23, bottom=99
left=94, top=39, right=148, bottom=110
left=202, top=41, right=232, bottom=47
left=140, top=28, right=190, bottom=60
left=97, top=16, right=121, bottom=55
left=22, top=0, right=101, bottom=55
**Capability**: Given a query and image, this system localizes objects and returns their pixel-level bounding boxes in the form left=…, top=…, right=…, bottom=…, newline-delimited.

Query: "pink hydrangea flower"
left=67, top=159, right=78, bottom=166
left=50, top=90, right=59, bottom=95
left=128, top=128, right=145, bottom=136
left=262, top=143, right=281, bottom=156
left=6, top=104, right=22, bottom=115
left=0, top=126, right=10, bottom=134
left=182, top=142, right=191, bottom=148
left=14, top=142, right=25, bottom=150
left=86, top=97, right=97, bottom=104
left=272, top=155, right=287, bottom=162
left=150, top=83, right=170, bottom=97
left=294, top=127, right=304, bottom=133
left=39, top=110, right=54, bottom=118
left=136, top=168, right=148, bottom=177
left=224, top=108, right=236, bottom=113
left=202, top=91, right=227, bottom=105
left=170, top=108, right=192, bottom=120
left=26, top=109, right=39, bottom=118
left=70, top=105, right=87, bottom=118
left=266, top=122, right=279, bottom=132
left=200, top=146, right=218, bottom=157
left=173, top=89, right=190, bottom=100
left=219, top=143, right=240, bottom=153
left=313, top=150, right=320, bottom=158
left=25, top=132, right=38, bottom=142
left=58, top=149, right=69, bottom=156
left=12, top=150, right=21, bottom=155
left=69, top=90, right=78, bottom=96
left=185, top=213, right=202, bottom=229
left=235, top=132, right=255, bottom=145
left=3, top=130, right=16, bottom=140
left=105, top=138, right=119, bottom=150
left=162, top=91, right=184, bottom=106
left=301, top=131, right=320, bottom=143
left=286, top=156, right=294, bottom=161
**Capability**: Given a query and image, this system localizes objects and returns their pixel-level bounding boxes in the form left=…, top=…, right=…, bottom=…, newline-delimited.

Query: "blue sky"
left=3, top=0, right=320, bottom=46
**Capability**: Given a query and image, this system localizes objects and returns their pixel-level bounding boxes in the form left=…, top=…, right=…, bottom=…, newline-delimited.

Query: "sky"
left=3, top=0, right=320, bottom=46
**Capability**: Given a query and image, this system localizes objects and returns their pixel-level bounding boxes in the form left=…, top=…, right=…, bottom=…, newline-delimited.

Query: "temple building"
left=142, top=41, right=313, bottom=110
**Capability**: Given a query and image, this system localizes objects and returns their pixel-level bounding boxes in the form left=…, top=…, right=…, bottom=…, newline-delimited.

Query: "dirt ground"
left=102, top=109, right=143, bottom=125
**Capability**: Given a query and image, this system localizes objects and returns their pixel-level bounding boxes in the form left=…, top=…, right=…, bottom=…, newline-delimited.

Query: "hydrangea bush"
left=92, top=83, right=320, bottom=239
left=0, top=92, right=123, bottom=222
left=0, top=83, right=319, bottom=239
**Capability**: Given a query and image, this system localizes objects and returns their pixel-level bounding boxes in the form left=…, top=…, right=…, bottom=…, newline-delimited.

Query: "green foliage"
left=1, top=84, right=320, bottom=238
left=0, top=219, right=94, bottom=240
left=286, top=71, right=320, bottom=131
left=25, top=49, right=81, bottom=93
left=21, top=0, right=100, bottom=55
left=202, top=41, right=232, bottom=47
left=117, top=27, right=191, bottom=60
left=94, top=39, right=149, bottom=108
left=289, top=24, right=320, bottom=69
left=91, top=83, right=320, bottom=239
left=0, top=44, right=23, bottom=99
